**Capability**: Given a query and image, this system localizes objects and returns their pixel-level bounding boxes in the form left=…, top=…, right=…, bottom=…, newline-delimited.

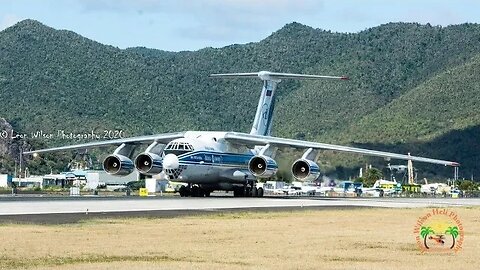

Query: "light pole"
left=19, top=148, right=23, bottom=179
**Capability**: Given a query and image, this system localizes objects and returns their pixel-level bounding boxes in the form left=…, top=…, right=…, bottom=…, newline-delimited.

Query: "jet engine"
left=291, top=159, right=320, bottom=182
left=134, top=153, right=163, bottom=175
left=103, top=154, right=134, bottom=176
left=248, top=155, right=278, bottom=178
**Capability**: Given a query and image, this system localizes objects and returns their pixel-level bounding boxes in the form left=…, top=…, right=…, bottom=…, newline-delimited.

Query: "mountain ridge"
left=1, top=19, right=479, bottom=178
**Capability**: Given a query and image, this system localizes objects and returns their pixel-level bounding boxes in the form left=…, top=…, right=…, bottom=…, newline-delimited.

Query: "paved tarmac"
left=1, top=196, right=479, bottom=218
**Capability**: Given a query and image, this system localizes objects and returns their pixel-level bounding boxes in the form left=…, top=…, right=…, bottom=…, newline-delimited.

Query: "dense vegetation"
left=0, top=19, right=479, bottom=179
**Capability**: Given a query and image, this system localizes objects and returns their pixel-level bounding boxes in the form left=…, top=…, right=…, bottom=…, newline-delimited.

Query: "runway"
left=1, top=196, right=479, bottom=220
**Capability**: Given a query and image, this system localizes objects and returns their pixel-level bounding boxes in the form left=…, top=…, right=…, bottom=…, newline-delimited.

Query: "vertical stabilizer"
left=210, top=71, right=348, bottom=136
left=250, top=77, right=279, bottom=136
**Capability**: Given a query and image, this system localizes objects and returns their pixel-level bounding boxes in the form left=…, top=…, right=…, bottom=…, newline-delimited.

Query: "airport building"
left=10, top=170, right=140, bottom=189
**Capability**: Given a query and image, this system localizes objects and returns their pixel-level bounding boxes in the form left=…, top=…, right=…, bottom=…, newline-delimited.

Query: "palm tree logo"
left=445, top=226, right=459, bottom=249
left=415, top=211, right=464, bottom=253
left=420, top=226, right=435, bottom=249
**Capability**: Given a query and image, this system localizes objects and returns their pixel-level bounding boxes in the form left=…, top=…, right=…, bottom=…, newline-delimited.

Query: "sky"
left=0, top=0, right=479, bottom=51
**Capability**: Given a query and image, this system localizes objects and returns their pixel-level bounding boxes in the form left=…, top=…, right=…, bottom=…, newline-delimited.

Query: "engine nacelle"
left=248, top=155, right=278, bottom=178
left=134, top=153, right=163, bottom=175
left=103, top=154, right=134, bottom=176
left=291, top=159, right=320, bottom=182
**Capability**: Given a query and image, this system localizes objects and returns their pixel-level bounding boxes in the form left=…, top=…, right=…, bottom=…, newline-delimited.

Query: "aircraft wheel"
left=244, top=187, right=251, bottom=197
left=257, top=187, right=264, bottom=197
left=179, top=186, right=187, bottom=197
left=252, top=187, right=258, bottom=197
left=192, top=186, right=201, bottom=197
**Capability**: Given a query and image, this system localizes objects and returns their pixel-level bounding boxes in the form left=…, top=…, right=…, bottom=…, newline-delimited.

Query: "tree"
left=357, top=168, right=383, bottom=187
left=457, top=180, right=478, bottom=191
left=420, top=226, right=435, bottom=249
left=354, top=177, right=365, bottom=183
left=127, top=179, right=145, bottom=191
left=445, top=226, right=459, bottom=249
left=275, top=169, right=292, bottom=183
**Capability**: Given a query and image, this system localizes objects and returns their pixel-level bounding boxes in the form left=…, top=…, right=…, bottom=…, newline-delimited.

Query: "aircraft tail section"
left=210, top=71, right=347, bottom=136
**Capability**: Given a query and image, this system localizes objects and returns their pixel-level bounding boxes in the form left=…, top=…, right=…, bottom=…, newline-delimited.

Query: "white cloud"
left=78, top=0, right=320, bottom=15
left=78, top=0, right=175, bottom=13
left=71, top=0, right=480, bottom=50
left=400, top=8, right=466, bottom=26
left=76, top=0, right=322, bottom=42
left=172, top=0, right=322, bottom=42
left=0, top=14, right=23, bottom=31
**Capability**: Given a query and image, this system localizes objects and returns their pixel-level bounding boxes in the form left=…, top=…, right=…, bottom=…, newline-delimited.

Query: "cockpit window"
left=164, top=142, right=194, bottom=156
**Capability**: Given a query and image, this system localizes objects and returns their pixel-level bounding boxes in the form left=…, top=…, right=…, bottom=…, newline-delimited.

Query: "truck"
left=0, top=174, right=12, bottom=188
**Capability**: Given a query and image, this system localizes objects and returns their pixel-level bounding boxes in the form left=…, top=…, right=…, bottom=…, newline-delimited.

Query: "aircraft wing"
left=224, top=132, right=460, bottom=167
left=23, top=132, right=185, bottom=155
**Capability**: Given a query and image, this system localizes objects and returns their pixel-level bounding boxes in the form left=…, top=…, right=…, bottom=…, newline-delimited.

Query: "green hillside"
left=0, top=19, right=479, bottom=179
left=341, top=55, right=480, bottom=143
left=329, top=55, right=480, bottom=179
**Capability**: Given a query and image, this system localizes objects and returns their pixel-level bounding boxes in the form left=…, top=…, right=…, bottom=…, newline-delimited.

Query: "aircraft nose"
left=163, top=153, right=179, bottom=169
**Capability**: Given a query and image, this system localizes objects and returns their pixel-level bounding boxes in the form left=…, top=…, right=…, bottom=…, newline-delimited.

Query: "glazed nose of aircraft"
left=163, top=153, right=179, bottom=169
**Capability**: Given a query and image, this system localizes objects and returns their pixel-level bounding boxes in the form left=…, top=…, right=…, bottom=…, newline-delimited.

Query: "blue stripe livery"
left=178, top=151, right=254, bottom=168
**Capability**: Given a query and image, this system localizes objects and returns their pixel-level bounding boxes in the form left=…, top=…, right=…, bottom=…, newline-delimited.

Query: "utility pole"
left=454, top=166, right=459, bottom=182
left=19, top=149, right=23, bottom=179
left=407, top=153, right=414, bottom=184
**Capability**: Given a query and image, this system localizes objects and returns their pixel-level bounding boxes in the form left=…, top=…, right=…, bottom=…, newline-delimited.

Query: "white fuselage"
left=161, top=131, right=256, bottom=188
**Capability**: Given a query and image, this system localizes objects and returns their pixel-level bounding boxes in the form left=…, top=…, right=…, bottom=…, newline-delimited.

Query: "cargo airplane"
left=24, top=71, right=459, bottom=197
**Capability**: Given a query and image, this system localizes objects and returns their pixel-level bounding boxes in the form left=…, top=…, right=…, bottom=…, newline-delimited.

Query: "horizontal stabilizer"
left=210, top=71, right=348, bottom=81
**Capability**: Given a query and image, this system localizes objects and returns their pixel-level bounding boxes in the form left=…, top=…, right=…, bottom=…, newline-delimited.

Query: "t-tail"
left=210, top=71, right=348, bottom=136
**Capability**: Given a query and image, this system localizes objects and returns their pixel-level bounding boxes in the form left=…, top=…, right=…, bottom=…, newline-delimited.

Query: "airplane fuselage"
left=161, top=131, right=256, bottom=190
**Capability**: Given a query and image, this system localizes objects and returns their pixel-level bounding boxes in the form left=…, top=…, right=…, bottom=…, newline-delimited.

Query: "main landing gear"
left=233, top=181, right=264, bottom=197
left=178, top=184, right=212, bottom=197
left=178, top=182, right=264, bottom=198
